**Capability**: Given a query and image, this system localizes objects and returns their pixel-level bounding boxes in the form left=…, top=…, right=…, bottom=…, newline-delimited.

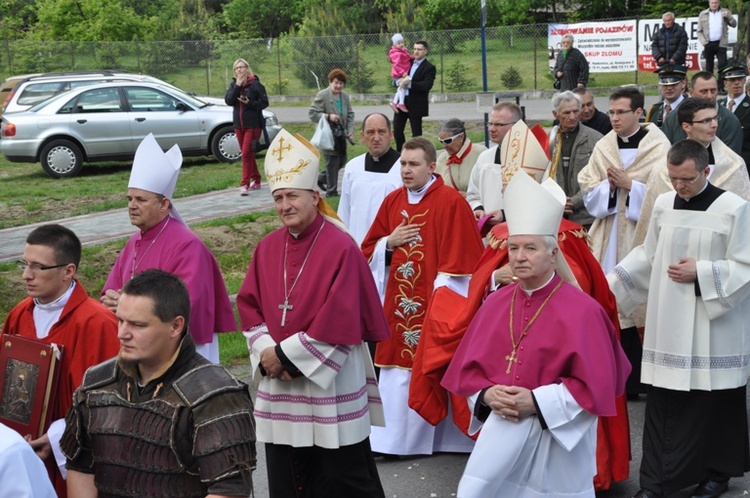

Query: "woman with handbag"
left=308, top=68, right=355, bottom=197
left=225, top=58, right=269, bottom=195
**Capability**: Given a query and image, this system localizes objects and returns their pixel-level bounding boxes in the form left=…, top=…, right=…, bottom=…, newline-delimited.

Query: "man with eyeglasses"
left=1, top=224, right=120, bottom=498
left=548, top=91, right=603, bottom=231
left=608, top=139, right=750, bottom=498
left=435, top=118, right=486, bottom=196
left=634, top=97, right=750, bottom=248
left=578, top=87, right=671, bottom=400
left=661, top=71, right=742, bottom=154
left=466, top=102, right=523, bottom=228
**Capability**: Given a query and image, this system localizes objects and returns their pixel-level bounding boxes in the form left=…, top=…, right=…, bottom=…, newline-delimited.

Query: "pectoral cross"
left=279, top=299, right=293, bottom=327
left=505, top=350, right=517, bottom=374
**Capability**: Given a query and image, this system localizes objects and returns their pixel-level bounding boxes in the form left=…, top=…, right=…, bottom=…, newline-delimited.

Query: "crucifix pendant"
left=505, top=350, right=517, bottom=374
left=279, top=300, right=293, bottom=327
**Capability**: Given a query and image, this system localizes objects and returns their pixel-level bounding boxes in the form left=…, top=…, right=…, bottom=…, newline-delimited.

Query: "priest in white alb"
left=608, top=139, right=750, bottom=498
left=442, top=171, right=630, bottom=498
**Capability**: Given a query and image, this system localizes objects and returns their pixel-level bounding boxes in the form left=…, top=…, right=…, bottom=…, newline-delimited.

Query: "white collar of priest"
left=407, top=174, right=436, bottom=204
left=34, top=280, right=76, bottom=310
left=522, top=272, right=556, bottom=296
left=617, top=125, right=646, bottom=148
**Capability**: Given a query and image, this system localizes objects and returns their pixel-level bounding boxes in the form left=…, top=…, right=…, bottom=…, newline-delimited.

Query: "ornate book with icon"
left=0, top=335, right=62, bottom=439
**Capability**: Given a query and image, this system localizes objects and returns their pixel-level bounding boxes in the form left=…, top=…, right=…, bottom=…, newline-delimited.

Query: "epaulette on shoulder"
left=173, top=364, right=244, bottom=407
left=80, top=357, right=118, bottom=390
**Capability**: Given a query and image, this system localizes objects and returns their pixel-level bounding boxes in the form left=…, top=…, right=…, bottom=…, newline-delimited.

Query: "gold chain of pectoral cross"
left=279, top=220, right=325, bottom=327
left=505, top=280, right=564, bottom=374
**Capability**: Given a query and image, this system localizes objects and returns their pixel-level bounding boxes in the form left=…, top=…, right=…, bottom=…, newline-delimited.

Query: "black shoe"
left=691, top=479, right=729, bottom=498
left=326, top=191, right=339, bottom=198
left=632, top=490, right=660, bottom=498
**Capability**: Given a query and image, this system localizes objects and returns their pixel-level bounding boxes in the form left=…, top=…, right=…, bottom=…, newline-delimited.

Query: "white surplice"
left=458, top=384, right=597, bottom=498
left=609, top=190, right=750, bottom=391
left=337, top=152, right=402, bottom=245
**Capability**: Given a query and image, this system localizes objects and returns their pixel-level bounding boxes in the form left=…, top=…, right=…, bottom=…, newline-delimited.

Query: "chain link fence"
left=1, top=18, right=746, bottom=99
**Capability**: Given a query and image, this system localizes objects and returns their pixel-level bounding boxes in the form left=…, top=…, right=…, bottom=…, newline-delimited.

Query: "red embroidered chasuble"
left=361, top=175, right=483, bottom=369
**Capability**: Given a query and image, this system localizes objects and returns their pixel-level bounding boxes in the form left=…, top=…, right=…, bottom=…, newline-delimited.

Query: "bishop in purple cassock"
left=101, top=134, right=236, bottom=363
left=236, top=129, right=390, bottom=498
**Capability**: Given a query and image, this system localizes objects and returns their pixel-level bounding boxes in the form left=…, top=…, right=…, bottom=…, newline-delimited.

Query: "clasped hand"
left=482, top=385, right=536, bottom=422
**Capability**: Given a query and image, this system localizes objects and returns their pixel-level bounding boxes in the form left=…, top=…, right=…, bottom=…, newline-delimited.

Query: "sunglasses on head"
left=439, top=132, right=464, bottom=145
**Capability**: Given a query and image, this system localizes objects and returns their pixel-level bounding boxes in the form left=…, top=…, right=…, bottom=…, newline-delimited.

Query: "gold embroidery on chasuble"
left=393, top=209, right=429, bottom=361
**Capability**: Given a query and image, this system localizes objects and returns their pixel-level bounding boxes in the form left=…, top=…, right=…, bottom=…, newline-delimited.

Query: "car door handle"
left=76, top=119, right=87, bottom=124
left=135, top=117, right=146, bottom=122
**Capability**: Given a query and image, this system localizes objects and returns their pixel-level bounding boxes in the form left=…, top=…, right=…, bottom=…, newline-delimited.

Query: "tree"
left=0, top=0, right=39, bottom=40
left=34, top=0, right=153, bottom=41
left=223, top=0, right=299, bottom=38
left=385, top=0, right=427, bottom=34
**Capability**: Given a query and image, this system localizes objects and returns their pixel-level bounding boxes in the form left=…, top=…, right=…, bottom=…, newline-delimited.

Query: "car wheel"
left=212, top=126, right=241, bottom=163
left=40, top=139, right=83, bottom=178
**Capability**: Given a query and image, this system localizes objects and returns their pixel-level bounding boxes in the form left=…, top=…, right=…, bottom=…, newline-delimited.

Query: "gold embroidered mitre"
left=500, top=120, right=551, bottom=190
left=264, top=129, right=320, bottom=192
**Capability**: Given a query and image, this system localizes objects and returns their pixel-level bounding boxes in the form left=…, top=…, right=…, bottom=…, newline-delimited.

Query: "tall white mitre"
left=128, top=133, right=185, bottom=224
left=504, top=171, right=578, bottom=286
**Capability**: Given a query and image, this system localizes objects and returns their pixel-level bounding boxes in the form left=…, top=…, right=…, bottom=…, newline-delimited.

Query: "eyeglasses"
left=234, top=65, right=248, bottom=71
left=668, top=173, right=703, bottom=186
left=607, top=109, right=634, bottom=117
left=17, top=260, right=69, bottom=272
left=438, top=132, right=464, bottom=145
left=488, top=121, right=518, bottom=127
left=687, top=116, right=718, bottom=125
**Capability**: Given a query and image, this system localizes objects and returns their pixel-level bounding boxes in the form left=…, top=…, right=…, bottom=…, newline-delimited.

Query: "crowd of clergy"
left=3, top=56, right=750, bottom=498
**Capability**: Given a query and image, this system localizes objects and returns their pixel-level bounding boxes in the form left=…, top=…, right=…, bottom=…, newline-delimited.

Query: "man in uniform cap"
left=442, top=172, right=629, bottom=498
left=720, top=61, right=750, bottom=167
left=646, top=64, right=688, bottom=128
left=101, top=133, right=236, bottom=363
left=237, top=129, right=390, bottom=497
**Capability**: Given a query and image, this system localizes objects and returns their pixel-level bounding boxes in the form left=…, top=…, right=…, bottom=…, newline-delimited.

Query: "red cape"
left=2, top=279, right=120, bottom=498
left=409, top=219, right=632, bottom=490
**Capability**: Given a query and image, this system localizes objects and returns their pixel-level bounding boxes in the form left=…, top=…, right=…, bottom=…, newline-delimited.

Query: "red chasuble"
left=418, top=219, right=632, bottom=490
left=237, top=214, right=389, bottom=344
left=361, top=175, right=483, bottom=369
left=1, top=279, right=120, bottom=497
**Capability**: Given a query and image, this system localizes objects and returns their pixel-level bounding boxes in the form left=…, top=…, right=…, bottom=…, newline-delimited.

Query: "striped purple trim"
left=367, top=396, right=382, bottom=405
left=300, top=335, right=345, bottom=371
left=257, top=385, right=367, bottom=405
left=366, top=377, right=378, bottom=386
left=246, top=329, right=267, bottom=348
left=254, top=405, right=371, bottom=424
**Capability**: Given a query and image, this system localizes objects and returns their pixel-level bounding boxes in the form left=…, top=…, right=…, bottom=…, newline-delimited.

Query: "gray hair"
left=562, top=34, right=574, bottom=44
left=438, top=118, right=465, bottom=136
left=662, top=12, right=675, bottom=20
left=551, top=91, right=582, bottom=113
left=541, top=235, right=559, bottom=254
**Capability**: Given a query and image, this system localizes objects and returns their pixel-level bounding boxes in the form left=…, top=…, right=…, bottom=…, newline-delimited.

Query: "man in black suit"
left=393, top=40, right=436, bottom=151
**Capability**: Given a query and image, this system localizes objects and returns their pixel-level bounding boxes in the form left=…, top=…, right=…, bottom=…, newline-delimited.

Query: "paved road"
left=271, top=95, right=662, bottom=125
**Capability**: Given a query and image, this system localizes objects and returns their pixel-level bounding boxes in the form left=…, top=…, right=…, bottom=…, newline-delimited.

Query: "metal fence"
left=1, top=19, right=746, bottom=99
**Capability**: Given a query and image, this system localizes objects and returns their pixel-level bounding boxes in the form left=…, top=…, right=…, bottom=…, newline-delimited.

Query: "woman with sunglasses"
left=434, top=118, right=486, bottom=197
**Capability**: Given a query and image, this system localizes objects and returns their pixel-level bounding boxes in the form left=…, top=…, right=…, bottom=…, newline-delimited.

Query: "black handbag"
left=553, top=78, right=562, bottom=90
left=251, top=125, right=270, bottom=153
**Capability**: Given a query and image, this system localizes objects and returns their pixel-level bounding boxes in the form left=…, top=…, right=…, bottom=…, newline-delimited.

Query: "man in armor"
left=61, top=269, right=256, bottom=497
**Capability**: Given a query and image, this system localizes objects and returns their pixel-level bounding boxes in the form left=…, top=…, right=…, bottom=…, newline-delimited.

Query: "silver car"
left=0, top=81, right=281, bottom=178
